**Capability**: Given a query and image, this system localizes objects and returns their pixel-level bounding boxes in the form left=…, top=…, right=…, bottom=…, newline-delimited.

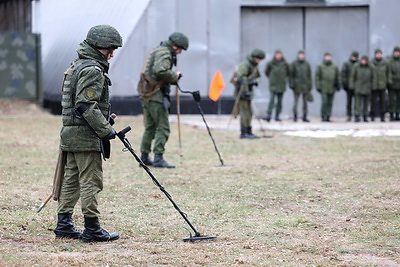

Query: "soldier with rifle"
left=54, top=25, right=122, bottom=242
left=231, top=49, right=265, bottom=139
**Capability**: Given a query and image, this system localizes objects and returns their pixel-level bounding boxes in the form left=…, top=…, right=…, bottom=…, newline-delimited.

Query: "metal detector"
left=117, top=126, right=217, bottom=242
left=176, top=85, right=229, bottom=167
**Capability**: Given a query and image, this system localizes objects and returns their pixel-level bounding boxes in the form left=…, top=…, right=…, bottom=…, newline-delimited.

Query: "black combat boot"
left=363, top=115, right=369, bottom=122
left=380, top=113, right=385, bottom=122
left=303, top=115, right=310, bottom=123
left=326, top=116, right=331, bottom=122
left=355, top=115, right=360, bottom=122
left=370, top=113, right=375, bottom=122
left=263, top=113, right=271, bottom=122
left=240, top=128, right=248, bottom=139
left=81, top=216, right=119, bottom=243
left=246, top=127, right=259, bottom=139
left=346, top=115, right=352, bottom=122
left=140, top=153, right=153, bottom=166
left=54, top=213, right=82, bottom=239
left=390, top=113, right=395, bottom=121
left=396, top=113, right=400, bottom=121
left=293, top=114, right=297, bottom=122
left=153, top=154, right=175, bottom=168
left=275, top=114, right=281, bottom=122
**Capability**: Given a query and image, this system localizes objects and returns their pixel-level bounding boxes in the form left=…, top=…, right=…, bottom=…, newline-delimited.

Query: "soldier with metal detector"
left=137, top=32, right=189, bottom=168
left=231, top=48, right=265, bottom=139
left=54, top=25, right=122, bottom=242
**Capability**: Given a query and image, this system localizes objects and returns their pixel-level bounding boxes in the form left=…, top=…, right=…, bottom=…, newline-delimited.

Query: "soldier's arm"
left=387, top=62, right=393, bottom=86
left=288, top=63, right=294, bottom=89
left=341, top=63, right=348, bottom=88
left=75, top=66, right=112, bottom=138
left=236, top=63, right=250, bottom=92
left=315, top=65, right=321, bottom=90
left=349, top=66, right=356, bottom=89
left=152, top=52, right=179, bottom=83
left=372, top=66, right=378, bottom=89
left=265, top=62, right=271, bottom=77
left=307, top=63, right=312, bottom=90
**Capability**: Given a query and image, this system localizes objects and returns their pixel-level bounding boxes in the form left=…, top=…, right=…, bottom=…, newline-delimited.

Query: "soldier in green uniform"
left=289, top=50, right=312, bottom=122
left=315, top=52, right=340, bottom=122
left=137, top=32, right=189, bottom=168
left=387, top=46, right=400, bottom=121
left=341, top=51, right=359, bottom=121
left=371, top=48, right=391, bottom=122
left=350, top=55, right=377, bottom=122
left=234, top=49, right=265, bottom=139
left=55, top=25, right=122, bottom=242
left=263, top=50, right=289, bottom=122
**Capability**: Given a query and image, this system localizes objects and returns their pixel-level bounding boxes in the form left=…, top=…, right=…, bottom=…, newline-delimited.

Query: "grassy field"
left=0, top=108, right=400, bottom=266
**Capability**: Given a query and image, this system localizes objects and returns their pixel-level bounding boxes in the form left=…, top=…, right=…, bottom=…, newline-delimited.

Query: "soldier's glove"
left=343, top=84, right=349, bottom=91
left=240, top=91, right=252, bottom=100
left=103, top=128, right=117, bottom=140
left=336, top=87, right=340, bottom=91
left=192, top=91, right=201, bottom=102
left=387, top=83, right=392, bottom=90
left=317, top=88, right=321, bottom=93
left=248, top=80, right=258, bottom=87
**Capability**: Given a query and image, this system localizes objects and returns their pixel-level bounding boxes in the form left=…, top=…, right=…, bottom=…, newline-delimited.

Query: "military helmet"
left=393, top=46, right=400, bottom=52
left=251, top=48, right=265, bottom=59
left=86, top=25, right=123, bottom=49
left=169, top=32, right=189, bottom=50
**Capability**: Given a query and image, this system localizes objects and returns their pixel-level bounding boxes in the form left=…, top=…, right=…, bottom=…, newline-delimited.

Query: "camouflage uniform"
left=387, top=46, right=400, bottom=120
left=341, top=51, right=359, bottom=121
left=350, top=55, right=377, bottom=122
left=289, top=51, right=312, bottom=122
left=264, top=50, right=290, bottom=121
left=139, top=32, right=188, bottom=167
left=371, top=49, right=391, bottom=121
left=235, top=49, right=264, bottom=139
left=315, top=53, right=340, bottom=122
left=55, top=25, right=122, bottom=243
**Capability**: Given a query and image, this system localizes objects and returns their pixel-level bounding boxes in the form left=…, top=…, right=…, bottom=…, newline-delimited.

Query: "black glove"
left=103, top=128, right=116, bottom=140
left=336, top=87, right=340, bottom=91
left=317, top=88, right=321, bottom=93
left=343, top=84, right=349, bottom=92
left=387, top=83, right=392, bottom=90
left=192, top=91, right=201, bottom=102
left=248, top=79, right=258, bottom=87
left=240, top=91, right=252, bottom=100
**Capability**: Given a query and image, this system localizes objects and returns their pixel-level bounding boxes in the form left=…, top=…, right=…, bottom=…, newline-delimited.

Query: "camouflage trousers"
left=355, top=94, right=370, bottom=116
left=267, top=92, right=284, bottom=116
left=388, top=89, right=400, bottom=113
left=239, top=99, right=252, bottom=129
left=140, top=100, right=170, bottom=155
left=370, top=89, right=386, bottom=116
left=58, top=151, right=103, bottom=217
left=293, top=91, right=308, bottom=116
left=346, top=89, right=355, bottom=116
left=321, top=93, right=335, bottom=118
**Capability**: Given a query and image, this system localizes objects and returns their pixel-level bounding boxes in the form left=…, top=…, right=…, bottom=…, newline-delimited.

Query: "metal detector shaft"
left=117, top=126, right=201, bottom=237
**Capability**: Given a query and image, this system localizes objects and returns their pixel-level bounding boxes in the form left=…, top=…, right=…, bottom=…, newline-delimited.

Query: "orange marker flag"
left=208, top=70, right=226, bottom=102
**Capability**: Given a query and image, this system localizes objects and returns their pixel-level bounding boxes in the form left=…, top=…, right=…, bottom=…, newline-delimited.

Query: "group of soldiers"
left=235, top=47, right=400, bottom=139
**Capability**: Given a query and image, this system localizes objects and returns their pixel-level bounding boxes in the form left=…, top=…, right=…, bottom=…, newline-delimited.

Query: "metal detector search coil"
left=117, top=126, right=217, bottom=242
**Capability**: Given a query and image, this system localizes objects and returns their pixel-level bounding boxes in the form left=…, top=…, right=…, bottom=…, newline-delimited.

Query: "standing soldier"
left=387, top=46, right=400, bottom=121
left=371, top=48, right=391, bottom=122
left=315, top=52, right=340, bottom=122
left=55, top=25, right=122, bottom=242
left=341, top=51, right=359, bottom=121
left=263, top=50, right=289, bottom=122
left=289, top=50, right=312, bottom=122
left=350, top=55, right=377, bottom=122
left=137, top=32, right=189, bottom=168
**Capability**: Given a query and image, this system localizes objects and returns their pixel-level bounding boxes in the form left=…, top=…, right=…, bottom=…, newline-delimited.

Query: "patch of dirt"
left=340, top=254, right=400, bottom=266
left=0, top=99, right=51, bottom=117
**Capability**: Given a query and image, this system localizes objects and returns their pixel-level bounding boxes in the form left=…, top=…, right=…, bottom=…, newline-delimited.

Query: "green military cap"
left=251, top=48, right=265, bottom=59
left=275, top=49, right=283, bottom=54
left=375, top=48, right=382, bottom=54
left=169, top=32, right=189, bottom=50
left=351, top=51, right=359, bottom=57
left=324, top=52, right=331, bottom=56
left=298, top=50, right=305, bottom=54
left=393, top=46, right=400, bottom=52
left=361, top=54, right=369, bottom=61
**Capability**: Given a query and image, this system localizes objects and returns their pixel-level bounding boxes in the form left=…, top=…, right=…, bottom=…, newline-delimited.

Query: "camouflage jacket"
left=60, top=41, right=112, bottom=152
left=388, top=56, right=400, bottom=89
left=265, top=58, right=289, bottom=93
left=234, top=55, right=260, bottom=96
left=350, top=63, right=377, bottom=95
left=341, top=58, right=358, bottom=90
left=371, top=58, right=392, bottom=90
left=289, top=59, right=312, bottom=93
left=143, top=40, right=179, bottom=103
left=315, top=61, right=340, bottom=95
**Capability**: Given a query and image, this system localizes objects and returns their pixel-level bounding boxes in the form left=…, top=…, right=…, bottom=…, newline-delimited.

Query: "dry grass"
left=0, top=101, right=400, bottom=266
